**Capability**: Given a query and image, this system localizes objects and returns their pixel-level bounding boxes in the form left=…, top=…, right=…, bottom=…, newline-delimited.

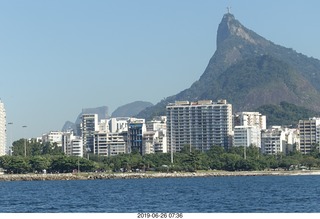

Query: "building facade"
left=261, top=126, right=286, bottom=155
left=42, top=131, right=63, bottom=147
left=233, top=125, right=261, bottom=148
left=108, top=117, right=129, bottom=133
left=62, top=132, right=83, bottom=157
left=166, top=100, right=232, bottom=152
left=94, top=132, right=126, bottom=156
left=234, top=112, right=266, bottom=130
left=146, top=116, right=167, bottom=131
left=81, top=114, right=98, bottom=154
left=298, top=118, right=320, bottom=154
left=127, top=118, right=146, bottom=154
left=0, top=100, right=6, bottom=156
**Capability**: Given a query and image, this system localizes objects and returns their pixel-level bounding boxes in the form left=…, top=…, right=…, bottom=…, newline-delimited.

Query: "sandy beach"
left=0, top=170, right=320, bottom=181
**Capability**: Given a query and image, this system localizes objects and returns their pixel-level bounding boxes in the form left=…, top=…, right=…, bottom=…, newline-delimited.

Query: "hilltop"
left=137, top=13, right=320, bottom=121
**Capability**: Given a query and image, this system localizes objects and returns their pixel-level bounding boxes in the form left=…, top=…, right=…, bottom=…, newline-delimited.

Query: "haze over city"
left=1, top=0, right=320, bottom=140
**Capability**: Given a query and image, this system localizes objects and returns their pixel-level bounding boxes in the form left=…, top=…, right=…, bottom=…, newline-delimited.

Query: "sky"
left=1, top=0, right=320, bottom=141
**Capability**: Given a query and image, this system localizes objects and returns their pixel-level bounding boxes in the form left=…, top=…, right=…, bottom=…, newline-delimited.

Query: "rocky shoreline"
left=1, top=170, right=320, bottom=181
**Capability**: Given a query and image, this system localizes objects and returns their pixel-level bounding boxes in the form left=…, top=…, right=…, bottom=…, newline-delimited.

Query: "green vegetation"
left=1, top=140, right=320, bottom=174
left=256, top=101, right=320, bottom=127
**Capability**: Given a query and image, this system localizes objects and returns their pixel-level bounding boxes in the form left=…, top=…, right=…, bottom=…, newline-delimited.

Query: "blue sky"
left=1, top=0, right=320, bottom=141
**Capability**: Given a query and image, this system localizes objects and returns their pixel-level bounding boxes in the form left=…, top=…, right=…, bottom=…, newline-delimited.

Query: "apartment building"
left=62, top=132, right=83, bottom=157
left=81, top=114, right=98, bottom=154
left=166, top=100, right=232, bottom=152
left=261, top=126, right=286, bottom=155
left=42, top=131, right=63, bottom=147
left=146, top=116, right=167, bottom=131
left=233, top=125, right=261, bottom=148
left=127, top=118, right=146, bottom=154
left=298, top=118, right=320, bottom=154
left=234, top=112, right=266, bottom=130
left=93, top=132, right=126, bottom=156
left=108, top=117, right=129, bottom=133
left=142, top=129, right=167, bottom=154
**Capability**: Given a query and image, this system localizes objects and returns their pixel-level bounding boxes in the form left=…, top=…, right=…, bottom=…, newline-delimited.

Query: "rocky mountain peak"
left=216, top=13, right=267, bottom=49
left=137, top=12, right=320, bottom=120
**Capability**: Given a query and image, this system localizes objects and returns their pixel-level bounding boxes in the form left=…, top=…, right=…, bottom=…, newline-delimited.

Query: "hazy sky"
left=1, top=0, right=320, bottom=141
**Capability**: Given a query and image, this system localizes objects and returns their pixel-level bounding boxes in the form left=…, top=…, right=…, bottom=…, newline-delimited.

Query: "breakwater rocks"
left=1, top=170, right=320, bottom=182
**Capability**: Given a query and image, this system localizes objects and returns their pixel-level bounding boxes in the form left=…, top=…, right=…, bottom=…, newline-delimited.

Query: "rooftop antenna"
left=227, top=6, right=231, bottom=14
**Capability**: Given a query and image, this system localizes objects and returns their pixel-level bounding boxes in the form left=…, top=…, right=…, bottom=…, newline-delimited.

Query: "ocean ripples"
left=1, top=175, right=320, bottom=212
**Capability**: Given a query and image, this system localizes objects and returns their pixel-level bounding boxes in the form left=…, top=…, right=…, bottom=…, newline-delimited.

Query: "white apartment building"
left=143, top=131, right=156, bottom=154
left=146, top=116, right=167, bottom=131
left=298, top=118, right=320, bottom=154
left=283, top=128, right=300, bottom=154
left=108, top=117, right=129, bottom=133
left=142, top=116, right=167, bottom=154
left=62, top=132, right=83, bottom=157
left=0, top=100, right=6, bottom=156
left=142, top=129, right=167, bottom=154
left=233, top=126, right=261, bottom=148
left=153, top=129, right=167, bottom=153
left=42, top=131, right=63, bottom=147
left=234, top=112, right=266, bottom=130
left=94, top=132, right=126, bottom=156
left=98, top=119, right=109, bottom=133
left=166, top=100, right=233, bottom=152
left=261, top=126, right=286, bottom=155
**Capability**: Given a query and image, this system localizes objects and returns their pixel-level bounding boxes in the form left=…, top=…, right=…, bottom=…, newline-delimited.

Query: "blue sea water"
left=0, top=175, right=320, bottom=213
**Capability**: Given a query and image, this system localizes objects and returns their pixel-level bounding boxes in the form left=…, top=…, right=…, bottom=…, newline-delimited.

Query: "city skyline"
left=1, top=1, right=320, bottom=140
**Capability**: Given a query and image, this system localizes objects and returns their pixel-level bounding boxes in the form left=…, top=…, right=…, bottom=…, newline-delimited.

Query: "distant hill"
left=61, top=102, right=154, bottom=135
left=111, top=101, right=153, bottom=117
left=256, top=101, right=320, bottom=127
left=62, top=106, right=109, bottom=135
left=137, top=13, right=320, bottom=120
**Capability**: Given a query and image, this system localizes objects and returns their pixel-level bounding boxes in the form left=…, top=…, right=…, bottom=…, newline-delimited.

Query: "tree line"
left=0, top=139, right=320, bottom=174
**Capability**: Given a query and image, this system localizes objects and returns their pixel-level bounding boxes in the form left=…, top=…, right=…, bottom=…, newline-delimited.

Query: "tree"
left=279, top=157, right=299, bottom=170
left=302, top=156, right=318, bottom=170
left=265, top=155, right=279, bottom=170
left=221, top=153, right=242, bottom=171
left=30, top=156, right=51, bottom=172
left=6, top=156, right=30, bottom=174
left=186, top=151, right=200, bottom=172
left=12, top=139, right=25, bottom=156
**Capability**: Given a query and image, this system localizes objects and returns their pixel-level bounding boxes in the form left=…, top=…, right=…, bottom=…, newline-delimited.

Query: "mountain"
left=62, top=106, right=109, bottom=135
left=137, top=13, right=320, bottom=120
left=61, top=101, right=153, bottom=134
left=74, top=106, right=109, bottom=125
left=111, top=101, right=153, bottom=117
left=256, top=101, right=320, bottom=127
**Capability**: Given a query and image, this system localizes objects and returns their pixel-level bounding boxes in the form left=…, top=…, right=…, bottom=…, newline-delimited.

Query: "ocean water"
left=0, top=175, right=320, bottom=213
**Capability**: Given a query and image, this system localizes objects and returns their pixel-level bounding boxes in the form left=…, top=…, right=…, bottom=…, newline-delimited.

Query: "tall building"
left=127, top=118, right=146, bottom=154
left=166, top=100, right=232, bottom=152
left=0, top=100, right=6, bottom=156
left=299, top=118, right=320, bottom=154
left=81, top=114, right=98, bottom=154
